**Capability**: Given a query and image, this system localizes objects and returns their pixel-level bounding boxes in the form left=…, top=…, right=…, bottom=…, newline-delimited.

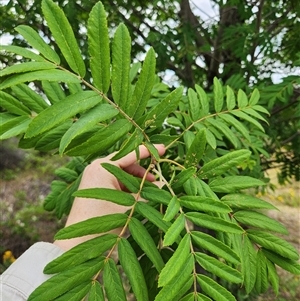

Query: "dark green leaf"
left=221, top=194, right=277, bottom=210
left=88, top=281, right=105, bottom=301
left=0, top=69, right=80, bottom=90
left=197, top=275, right=236, bottom=301
left=213, top=77, right=224, bottom=112
left=25, top=91, right=101, bottom=138
left=15, top=25, right=60, bottom=64
left=158, top=233, right=191, bottom=287
left=54, top=214, right=128, bottom=240
left=28, top=258, right=104, bottom=301
left=0, top=91, right=31, bottom=115
left=111, top=23, right=131, bottom=109
left=234, top=210, right=288, bottom=234
left=191, top=231, right=240, bottom=265
left=254, top=250, right=269, bottom=294
left=265, top=258, right=279, bottom=295
left=11, top=84, right=49, bottom=113
left=188, top=88, right=200, bottom=121
left=128, top=47, right=156, bottom=119
left=101, top=163, right=140, bottom=193
left=186, top=212, right=244, bottom=234
left=73, top=188, right=135, bottom=206
left=118, top=238, right=149, bottom=301
left=53, top=282, right=92, bottom=301
left=171, top=167, right=196, bottom=189
left=103, top=259, right=127, bottom=301
left=0, top=116, right=31, bottom=140
left=144, top=86, right=183, bottom=128
left=195, top=252, right=242, bottom=283
left=180, top=196, right=231, bottom=213
left=141, top=186, right=172, bottom=205
left=195, top=84, right=209, bottom=116
left=111, top=129, right=144, bottom=161
left=129, top=217, right=165, bottom=271
left=198, top=150, right=251, bottom=179
left=247, top=229, right=299, bottom=260
left=88, top=2, right=110, bottom=93
left=42, top=80, right=66, bottom=104
left=163, top=196, right=180, bottom=222
left=65, top=119, right=132, bottom=156
left=209, top=176, right=265, bottom=193
left=59, top=103, right=119, bottom=154
left=44, top=234, right=117, bottom=274
left=163, top=213, right=185, bottom=246
left=184, top=128, right=206, bottom=167
left=42, top=0, right=86, bottom=76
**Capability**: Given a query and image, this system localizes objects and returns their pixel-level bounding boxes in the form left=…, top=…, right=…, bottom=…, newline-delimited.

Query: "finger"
left=117, top=144, right=165, bottom=169
left=123, top=164, right=156, bottom=181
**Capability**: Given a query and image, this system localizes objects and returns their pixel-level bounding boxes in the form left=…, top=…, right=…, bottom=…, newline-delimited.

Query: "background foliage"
left=0, top=0, right=299, bottom=300
left=1, top=0, right=300, bottom=183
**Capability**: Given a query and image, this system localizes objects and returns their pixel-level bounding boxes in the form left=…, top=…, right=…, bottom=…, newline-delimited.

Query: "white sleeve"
left=0, top=242, right=64, bottom=301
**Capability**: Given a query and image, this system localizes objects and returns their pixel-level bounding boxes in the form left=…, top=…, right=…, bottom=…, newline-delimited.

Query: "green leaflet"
left=237, top=89, right=248, bottom=108
left=247, top=229, right=299, bottom=261
left=242, top=107, right=268, bottom=123
left=101, top=163, right=140, bottom=193
left=0, top=61, right=56, bottom=77
left=195, top=84, right=209, bottom=117
left=88, top=281, right=105, bottom=301
left=12, top=84, right=49, bottom=113
left=171, top=167, right=196, bottom=189
left=209, top=176, right=265, bottom=193
left=55, top=167, right=78, bottom=183
left=54, top=214, right=128, bottom=240
left=204, top=128, right=216, bottom=149
left=197, top=275, right=236, bottom=301
left=254, top=250, right=269, bottom=294
left=144, top=86, right=183, bottom=128
left=155, top=255, right=194, bottom=301
left=28, top=258, right=104, bottom=301
left=195, top=178, right=219, bottom=201
left=141, top=187, right=172, bottom=205
left=221, top=194, right=277, bottom=210
left=54, top=282, right=92, bottom=301
left=191, top=231, right=240, bottom=265
left=88, top=2, right=110, bottom=93
left=198, top=150, right=251, bottom=179
left=0, top=45, right=45, bottom=62
left=180, top=196, right=231, bottom=214
left=183, top=177, right=198, bottom=196
left=158, top=233, right=191, bottom=287
left=186, top=212, right=244, bottom=234
left=231, top=110, right=265, bottom=132
left=130, top=62, right=141, bottom=82
left=180, top=293, right=213, bottom=301
left=41, top=0, right=86, bottom=77
left=129, top=217, right=165, bottom=272
left=135, top=202, right=171, bottom=234
left=0, top=91, right=31, bottom=115
left=42, top=81, right=66, bottom=104
left=127, top=47, right=156, bottom=119
left=163, top=213, right=185, bottom=247
left=262, top=249, right=300, bottom=275
left=252, top=105, right=270, bottom=115
left=0, top=116, right=31, bottom=140
left=265, top=258, right=279, bottom=295
left=65, top=119, right=132, bottom=156
left=195, top=252, right=243, bottom=284
left=43, top=180, right=68, bottom=212
left=213, top=77, right=224, bottom=112
left=25, top=91, right=102, bottom=138
left=0, top=69, right=80, bottom=90
left=111, top=129, right=144, bottom=161
left=59, top=103, right=119, bottom=154
left=103, top=259, right=127, bottom=301
left=219, top=113, right=251, bottom=142
left=233, top=210, right=288, bottom=234
left=206, top=117, right=239, bottom=148
left=163, top=196, right=181, bottom=221
left=118, top=238, right=149, bottom=301
left=184, top=128, right=206, bottom=167
left=144, top=140, right=161, bottom=161
left=249, top=88, right=260, bottom=106
left=73, top=188, right=136, bottom=206
left=226, top=85, right=236, bottom=110
left=240, top=235, right=257, bottom=293
left=188, top=88, right=201, bottom=121
left=15, top=25, right=60, bottom=64
left=111, top=23, right=131, bottom=110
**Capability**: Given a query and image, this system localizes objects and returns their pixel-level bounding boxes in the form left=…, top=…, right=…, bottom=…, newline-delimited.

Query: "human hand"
left=53, top=144, right=165, bottom=250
